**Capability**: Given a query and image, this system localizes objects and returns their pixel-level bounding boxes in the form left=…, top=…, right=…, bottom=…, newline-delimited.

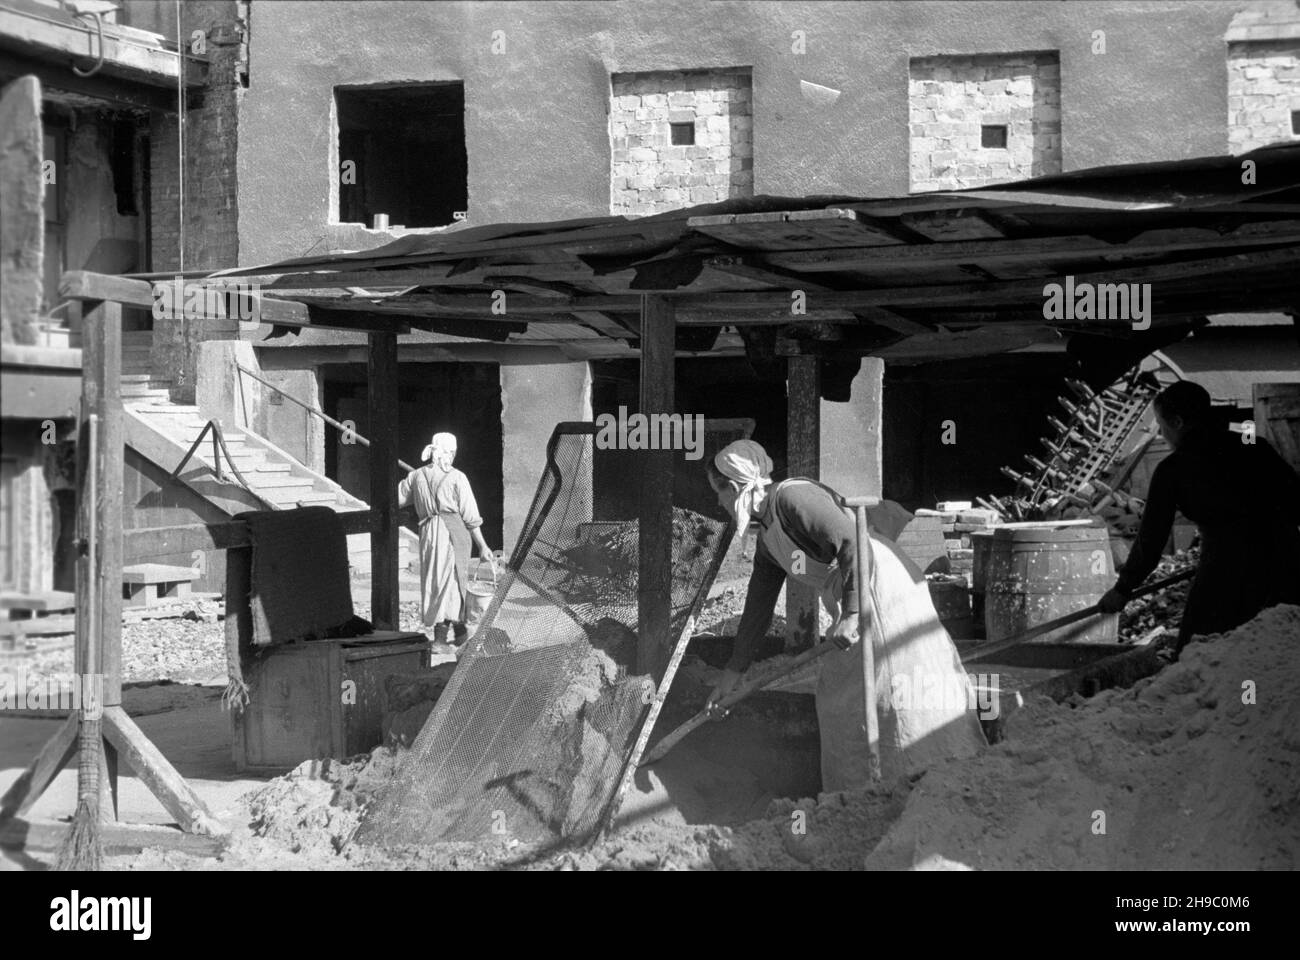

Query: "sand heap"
left=865, top=603, right=1300, bottom=869
left=188, top=604, right=1297, bottom=871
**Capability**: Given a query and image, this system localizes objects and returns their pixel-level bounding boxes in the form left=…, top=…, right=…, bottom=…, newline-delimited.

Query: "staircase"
left=120, top=332, right=419, bottom=582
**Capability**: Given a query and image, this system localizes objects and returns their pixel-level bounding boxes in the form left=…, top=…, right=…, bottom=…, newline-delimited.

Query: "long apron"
left=761, top=480, right=986, bottom=790
left=413, top=469, right=470, bottom=627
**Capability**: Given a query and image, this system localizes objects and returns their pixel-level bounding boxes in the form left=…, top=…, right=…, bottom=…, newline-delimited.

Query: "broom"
left=58, top=413, right=102, bottom=872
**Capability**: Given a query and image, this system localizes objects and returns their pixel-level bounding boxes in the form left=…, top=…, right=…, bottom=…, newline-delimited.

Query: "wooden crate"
left=231, top=630, right=428, bottom=770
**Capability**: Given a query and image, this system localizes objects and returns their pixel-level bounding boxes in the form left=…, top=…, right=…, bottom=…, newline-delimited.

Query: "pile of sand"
left=865, top=603, right=1300, bottom=869
left=166, top=603, right=1296, bottom=871
left=243, top=747, right=405, bottom=857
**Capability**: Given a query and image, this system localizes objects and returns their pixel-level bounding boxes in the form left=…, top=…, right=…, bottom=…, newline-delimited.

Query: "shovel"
left=639, top=567, right=1195, bottom=767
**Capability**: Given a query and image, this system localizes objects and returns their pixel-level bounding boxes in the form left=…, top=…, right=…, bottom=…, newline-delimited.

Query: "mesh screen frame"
left=353, top=419, right=750, bottom=850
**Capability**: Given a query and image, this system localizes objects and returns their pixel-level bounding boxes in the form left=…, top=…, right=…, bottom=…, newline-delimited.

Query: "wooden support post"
left=80, top=300, right=124, bottom=707
left=638, top=295, right=675, bottom=678
left=849, top=500, right=882, bottom=783
left=368, top=331, right=400, bottom=630
left=786, top=355, right=821, bottom=653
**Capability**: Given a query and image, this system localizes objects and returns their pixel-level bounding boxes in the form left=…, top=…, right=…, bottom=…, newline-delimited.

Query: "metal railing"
left=235, top=364, right=416, bottom=473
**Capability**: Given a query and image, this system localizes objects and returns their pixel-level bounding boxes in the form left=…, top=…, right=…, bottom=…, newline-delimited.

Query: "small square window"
left=981, top=124, right=1008, bottom=149
left=1292, top=110, right=1300, bottom=136
left=670, top=122, right=695, bottom=146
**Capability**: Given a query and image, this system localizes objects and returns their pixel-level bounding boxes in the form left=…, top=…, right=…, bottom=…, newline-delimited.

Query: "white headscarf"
left=422, top=432, right=457, bottom=472
left=714, top=439, right=773, bottom=522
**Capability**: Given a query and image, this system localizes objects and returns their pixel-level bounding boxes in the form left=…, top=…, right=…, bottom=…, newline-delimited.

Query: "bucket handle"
left=471, top=554, right=499, bottom=585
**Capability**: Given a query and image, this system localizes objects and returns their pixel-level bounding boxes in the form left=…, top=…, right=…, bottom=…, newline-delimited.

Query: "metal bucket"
left=463, top=557, right=498, bottom=631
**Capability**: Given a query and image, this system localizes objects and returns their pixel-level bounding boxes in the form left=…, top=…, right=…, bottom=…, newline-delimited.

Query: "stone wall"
left=908, top=52, right=1061, bottom=192
left=610, top=68, right=753, bottom=215
left=1227, top=39, right=1300, bottom=153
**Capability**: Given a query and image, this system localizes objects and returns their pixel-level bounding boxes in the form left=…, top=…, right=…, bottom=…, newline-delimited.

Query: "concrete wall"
left=1227, top=39, right=1300, bottom=153
left=0, top=422, right=56, bottom=593
left=500, top=360, right=592, bottom=549
left=238, top=0, right=1243, bottom=265
left=820, top=358, right=883, bottom=498
left=908, top=52, right=1061, bottom=192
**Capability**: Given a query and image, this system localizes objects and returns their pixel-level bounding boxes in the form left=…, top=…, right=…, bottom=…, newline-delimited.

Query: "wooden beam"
left=704, top=255, right=834, bottom=291
left=121, top=511, right=390, bottom=559
left=0, top=715, right=78, bottom=823
left=80, top=299, right=124, bottom=708
left=765, top=220, right=1300, bottom=273
left=102, top=707, right=226, bottom=836
left=638, top=295, right=676, bottom=678
left=368, top=332, right=400, bottom=629
left=786, top=356, right=821, bottom=653
left=0, top=11, right=208, bottom=88
left=572, top=310, right=639, bottom=339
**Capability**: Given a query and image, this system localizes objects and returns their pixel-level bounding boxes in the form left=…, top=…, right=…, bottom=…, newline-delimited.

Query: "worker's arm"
left=455, top=472, right=497, bottom=570
left=726, top=542, right=786, bottom=674
left=397, top=471, right=416, bottom=508
left=1110, top=458, right=1178, bottom=600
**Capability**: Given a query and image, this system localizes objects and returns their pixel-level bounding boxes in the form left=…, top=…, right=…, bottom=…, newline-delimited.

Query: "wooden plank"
left=571, top=310, right=639, bottom=338
left=688, top=208, right=905, bottom=251
left=786, top=356, right=821, bottom=654
left=0, top=715, right=78, bottom=822
left=766, top=220, right=1300, bottom=273
left=81, top=299, right=123, bottom=709
left=1254, top=383, right=1300, bottom=473
left=0, top=817, right=227, bottom=857
left=704, top=255, right=833, bottom=292
left=0, top=10, right=206, bottom=86
left=368, top=332, right=400, bottom=630
left=122, top=510, right=381, bottom=559
left=101, top=706, right=227, bottom=835
left=638, top=295, right=676, bottom=678
left=898, top=208, right=1008, bottom=241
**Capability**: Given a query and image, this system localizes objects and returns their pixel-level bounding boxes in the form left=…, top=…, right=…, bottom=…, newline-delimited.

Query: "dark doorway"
left=321, top=361, right=504, bottom=547
left=590, top=357, right=787, bottom=519
left=882, top=354, right=1070, bottom=510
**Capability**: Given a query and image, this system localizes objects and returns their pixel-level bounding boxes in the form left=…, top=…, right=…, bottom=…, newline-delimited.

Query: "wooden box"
left=231, top=630, right=428, bottom=771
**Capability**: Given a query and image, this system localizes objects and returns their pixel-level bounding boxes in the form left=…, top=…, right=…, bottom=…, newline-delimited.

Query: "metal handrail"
left=235, top=364, right=416, bottom=473
left=168, top=418, right=253, bottom=492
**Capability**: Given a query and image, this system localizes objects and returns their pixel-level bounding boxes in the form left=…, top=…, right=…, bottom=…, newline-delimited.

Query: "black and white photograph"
left=0, top=0, right=1297, bottom=912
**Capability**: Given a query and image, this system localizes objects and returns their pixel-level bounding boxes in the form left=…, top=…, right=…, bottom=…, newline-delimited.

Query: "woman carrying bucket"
left=398, top=432, right=496, bottom=648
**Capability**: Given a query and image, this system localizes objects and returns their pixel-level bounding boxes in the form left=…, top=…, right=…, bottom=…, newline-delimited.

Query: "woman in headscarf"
left=398, top=432, right=496, bottom=646
left=705, top=439, right=985, bottom=789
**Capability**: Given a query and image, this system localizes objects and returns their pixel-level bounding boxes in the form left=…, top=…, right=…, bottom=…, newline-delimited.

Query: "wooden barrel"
left=984, top=523, right=1118, bottom=645
left=969, top=529, right=996, bottom=631
left=895, top=516, right=950, bottom=574
left=928, top=578, right=975, bottom=641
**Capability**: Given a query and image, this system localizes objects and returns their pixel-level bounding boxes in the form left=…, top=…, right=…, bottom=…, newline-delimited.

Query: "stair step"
left=243, top=474, right=313, bottom=489
left=122, top=389, right=172, bottom=401
left=265, top=491, right=338, bottom=505
left=247, top=461, right=292, bottom=473
left=138, top=404, right=201, bottom=415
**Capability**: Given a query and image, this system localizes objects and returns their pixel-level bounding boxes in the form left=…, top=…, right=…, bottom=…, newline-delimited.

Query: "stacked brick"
left=908, top=52, right=1061, bottom=193
left=609, top=69, right=753, bottom=216
left=913, top=506, right=999, bottom=578
left=1227, top=40, right=1300, bottom=154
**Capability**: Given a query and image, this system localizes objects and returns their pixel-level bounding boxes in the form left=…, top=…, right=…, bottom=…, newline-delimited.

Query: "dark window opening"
left=1292, top=110, right=1300, bottom=136
left=336, top=82, right=467, bottom=228
left=981, top=124, right=1008, bottom=149
left=669, top=121, right=695, bottom=145
left=110, top=118, right=139, bottom=216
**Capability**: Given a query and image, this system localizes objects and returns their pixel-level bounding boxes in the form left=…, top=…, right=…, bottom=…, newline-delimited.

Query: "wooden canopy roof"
left=176, top=142, right=1300, bottom=366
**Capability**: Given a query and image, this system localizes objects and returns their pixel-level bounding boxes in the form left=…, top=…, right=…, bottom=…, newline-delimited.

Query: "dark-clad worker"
left=704, top=439, right=985, bottom=790
left=1099, top=381, right=1300, bottom=651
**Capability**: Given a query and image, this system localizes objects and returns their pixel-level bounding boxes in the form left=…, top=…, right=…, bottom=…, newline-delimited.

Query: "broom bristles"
left=57, top=798, right=103, bottom=872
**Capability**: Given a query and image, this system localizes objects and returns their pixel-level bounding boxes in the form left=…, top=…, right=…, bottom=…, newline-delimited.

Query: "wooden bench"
left=121, top=563, right=201, bottom=607
left=0, top=590, right=76, bottom=619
